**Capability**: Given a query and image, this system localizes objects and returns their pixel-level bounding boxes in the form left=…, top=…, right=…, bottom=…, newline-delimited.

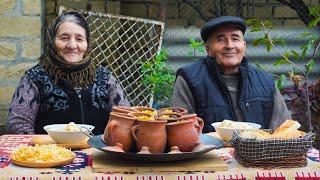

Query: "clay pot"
left=128, top=112, right=155, bottom=121
left=155, top=112, right=182, bottom=123
left=158, top=107, right=188, bottom=115
left=179, top=114, right=204, bottom=134
left=103, top=112, right=137, bottom=152
left=112, top=106, right=138, bottom=114
left=131, top=106, right=158, bottom=116
left=131, top=120, right=167, bottom=153
left=166, top=119, right=200, bottom=152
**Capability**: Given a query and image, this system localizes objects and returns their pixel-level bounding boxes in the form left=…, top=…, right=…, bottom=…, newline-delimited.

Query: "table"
left=0, top=134, right=319, bottom=180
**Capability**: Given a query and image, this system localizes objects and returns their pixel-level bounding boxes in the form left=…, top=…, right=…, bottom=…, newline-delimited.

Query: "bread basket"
left=231, top=129, right=315, bottom=161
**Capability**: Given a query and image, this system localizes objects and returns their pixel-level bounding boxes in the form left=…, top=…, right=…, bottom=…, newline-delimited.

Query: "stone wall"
left=118, top=0, right=319, bottom=27
left=45, top=0, right=320, bottom=28
left=45, top=0, right=121, bottom=26
left=0, top=0, right=43, bottom=133
left=43, top=0, right=320, bottom=37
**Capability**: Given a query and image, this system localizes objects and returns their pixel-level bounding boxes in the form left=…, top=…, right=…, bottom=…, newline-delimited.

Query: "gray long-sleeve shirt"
left=171, top=75, right=291, bottom=129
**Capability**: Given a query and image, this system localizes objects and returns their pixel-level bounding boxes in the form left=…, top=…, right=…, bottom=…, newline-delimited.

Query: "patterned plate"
left=88, top=134, right=223, bottom=161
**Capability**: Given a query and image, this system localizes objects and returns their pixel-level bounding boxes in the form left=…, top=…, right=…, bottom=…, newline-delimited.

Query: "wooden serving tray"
left=11, top=152, right=76, bottom=168
left=31, top=135, right=90, bottom=150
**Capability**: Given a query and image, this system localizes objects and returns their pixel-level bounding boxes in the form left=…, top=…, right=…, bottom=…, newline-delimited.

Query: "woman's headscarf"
left=40, top=11, right=96, bottom=88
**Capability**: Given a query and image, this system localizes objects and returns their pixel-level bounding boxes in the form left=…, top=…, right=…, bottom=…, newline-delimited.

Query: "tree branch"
left=181, top=0, right=211, bottom=21
left=276, top=0, right=314, bottom=26
left=311, top=40, right=320, bottom=61
left=261, top=22, right=305, bottom=73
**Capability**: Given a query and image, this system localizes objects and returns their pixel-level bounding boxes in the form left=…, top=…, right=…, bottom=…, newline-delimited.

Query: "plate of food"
left=87, top=134, right=223, bottom=162
left=10, top=144, right=76, bottom=168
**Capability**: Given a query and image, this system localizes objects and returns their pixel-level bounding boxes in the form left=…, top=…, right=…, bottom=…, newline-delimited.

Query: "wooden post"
left=87, top=0, right=92, bottom=11
left=236, top=0, right=243, bottom=17
left=158, top=0, right=167, bottom=22
left=104, top=0, right=109, bottom=13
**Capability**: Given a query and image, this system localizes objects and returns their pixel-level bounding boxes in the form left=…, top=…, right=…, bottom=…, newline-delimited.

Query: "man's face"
left=206, top=26, right=246, bottom=74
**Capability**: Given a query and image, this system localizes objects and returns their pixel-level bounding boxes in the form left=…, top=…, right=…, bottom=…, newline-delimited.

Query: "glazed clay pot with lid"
left=166, top=119, right=200, bottom=152
left=103, top=112, right=137, bottom=152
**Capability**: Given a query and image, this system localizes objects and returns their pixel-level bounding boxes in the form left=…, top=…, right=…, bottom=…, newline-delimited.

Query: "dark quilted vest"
left=26, top=64, right=112, bottom=134
left=177, top=56, right=275, bottom=132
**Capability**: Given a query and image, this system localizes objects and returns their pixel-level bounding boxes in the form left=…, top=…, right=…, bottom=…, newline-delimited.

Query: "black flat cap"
left=201, top=16, right=246, bottom=42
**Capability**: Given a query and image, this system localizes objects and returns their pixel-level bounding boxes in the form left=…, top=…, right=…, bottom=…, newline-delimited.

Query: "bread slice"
left=239, top=120, right=305, bottom=140
left=273, top=119, right=301, bottom=134
left=269, top=130, right=306, bottom=139
left=240, top=130, right=271, bottom=139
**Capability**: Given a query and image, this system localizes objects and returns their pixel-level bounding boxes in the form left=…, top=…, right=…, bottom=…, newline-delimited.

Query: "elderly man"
left=171, top=16, right=291, bottom=132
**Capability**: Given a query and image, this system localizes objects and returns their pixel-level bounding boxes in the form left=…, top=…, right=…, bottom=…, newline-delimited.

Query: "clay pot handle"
left=131, top=125, right=140, bottom=141
left=194, top=123, right=201, bottom=135
left=107, top=121, right=117, bottom=143
left=196, top=117, right=204, bottom=134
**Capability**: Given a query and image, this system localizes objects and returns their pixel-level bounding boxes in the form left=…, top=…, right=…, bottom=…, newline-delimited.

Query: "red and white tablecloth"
left=0, top=135, right=319, bottom=180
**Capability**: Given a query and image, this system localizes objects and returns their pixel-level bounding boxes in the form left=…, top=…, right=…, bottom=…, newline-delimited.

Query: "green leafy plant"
left=188, top=38, right=205, bottom=60
left=246, top=5, right=320, bottom=131
left=140, top=49, right=175, bottom=106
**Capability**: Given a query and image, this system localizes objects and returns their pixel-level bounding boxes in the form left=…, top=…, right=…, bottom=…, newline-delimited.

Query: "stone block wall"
left=45, top=0, right=121, bottom=27
left=118, top=0, right=320, bottom=27
left=0, top=0, right=43, bottom=133
left=44, top=0, right=320, bottom=34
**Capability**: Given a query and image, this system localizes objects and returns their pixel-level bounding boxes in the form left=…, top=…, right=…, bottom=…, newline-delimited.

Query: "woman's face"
left=54, top=21, right=88, bottom=63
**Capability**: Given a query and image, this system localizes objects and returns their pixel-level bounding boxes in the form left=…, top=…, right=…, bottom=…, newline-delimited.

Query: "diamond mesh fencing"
left=60, top=7, right=165, bottom=106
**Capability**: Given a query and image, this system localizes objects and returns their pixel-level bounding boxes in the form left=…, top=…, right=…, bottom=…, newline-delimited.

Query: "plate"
left=87, top=134, right=223, bottom=161
left=31, top=135, right=90, bottom=150
left=11, top=152, right=76, bottom=168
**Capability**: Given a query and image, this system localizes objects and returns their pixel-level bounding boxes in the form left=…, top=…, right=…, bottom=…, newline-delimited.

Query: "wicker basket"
left=231, top=130, right=315, bottom=161
left=234, top=152, right=308, bottom=168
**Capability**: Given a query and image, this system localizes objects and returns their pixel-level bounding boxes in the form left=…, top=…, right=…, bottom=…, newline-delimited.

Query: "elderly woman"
left=6, top=11, right=129, bottom=134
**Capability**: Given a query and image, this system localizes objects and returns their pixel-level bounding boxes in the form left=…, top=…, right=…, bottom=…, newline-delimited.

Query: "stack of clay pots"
left=103, top=106, right=204, bottom=154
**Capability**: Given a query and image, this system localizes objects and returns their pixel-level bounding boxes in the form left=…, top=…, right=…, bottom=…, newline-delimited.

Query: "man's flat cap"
left=201, top=16, right=246, bottom=42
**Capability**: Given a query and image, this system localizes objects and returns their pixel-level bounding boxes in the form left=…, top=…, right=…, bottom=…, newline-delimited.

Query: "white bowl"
left=43, top=124, right=95, bottom=144
left=211, top=122, right=261, bottom=142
